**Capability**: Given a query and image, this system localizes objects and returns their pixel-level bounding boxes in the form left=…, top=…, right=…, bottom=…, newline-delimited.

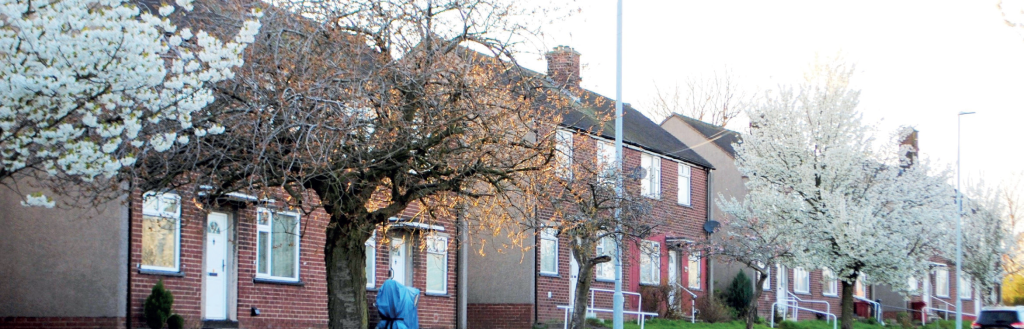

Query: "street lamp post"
left=956, top=111, right=974, bottom=329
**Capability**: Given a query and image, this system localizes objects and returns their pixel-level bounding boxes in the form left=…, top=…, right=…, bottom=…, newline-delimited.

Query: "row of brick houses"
left=661, top=114, right=984, bottom=324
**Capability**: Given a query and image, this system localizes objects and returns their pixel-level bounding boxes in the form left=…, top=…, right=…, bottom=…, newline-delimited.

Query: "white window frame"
left=935, top=268, right=950, bottom=298
left=141, top=192, right=182, bottom=272
left=366, top=232, right=376, bottom=289
left=793, top=267, right=810, bottom=294
left=595, top=235, right=615, bottom=281
left=678, top=163, right=691, bottom=206
left=759, top=265, right=772, bottom=291
left=555, top=129, right=574, bottom=179
left=687, top=252, right=701, bottom=290
left=959, top=275, right=972, bottom=300
left=256, top=208, right=301, bottom=282
left=596, top=140, right=616, bottom=182
left=425, top=235, right=449, bottom=294
left=640, top=153, right=661, bottom=199
left=539, top=229, right=558, bottom=276
left=822, top=268, right=838, bottom=296
left=908, top=276, right=920, bottom=296
left=640, top=240, right=661, bottom=285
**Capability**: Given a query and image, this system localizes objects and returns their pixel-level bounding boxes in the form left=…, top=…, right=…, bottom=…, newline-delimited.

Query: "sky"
left=515, top=0, right=1024, bottom=198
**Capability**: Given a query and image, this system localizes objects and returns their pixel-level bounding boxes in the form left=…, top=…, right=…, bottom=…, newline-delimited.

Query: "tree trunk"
left=325, top=221, right=373, bottom=329
left=748, top=272, right=768, bottom=329
left=841, top=280, right=855, bottom=329
left=570, top=262, right=596, bottom=329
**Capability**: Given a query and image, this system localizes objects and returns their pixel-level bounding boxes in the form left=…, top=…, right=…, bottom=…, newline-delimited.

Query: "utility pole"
left=612, top=0, right=625, bottom=328
left=956, top=111, right=975, bottom=329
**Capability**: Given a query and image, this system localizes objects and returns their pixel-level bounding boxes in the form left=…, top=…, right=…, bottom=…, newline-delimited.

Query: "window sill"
left=366, top=287, right=378, bottom=292
left=539, top=273, right=560, bottom=278
left=595, top=278, right=615, bottom=283
left=425, top=292, right=450, bottom=297
left=793, top=291, right=811, bottom=295
left=253, top=277, right=304, bottom=286
left=138, top=268, right=185, bottom=277
left=822, top=293, right=838, bottom=297
left=677, top=203, right=692, bottom=208
left=639, top=282, right=661, bottom=287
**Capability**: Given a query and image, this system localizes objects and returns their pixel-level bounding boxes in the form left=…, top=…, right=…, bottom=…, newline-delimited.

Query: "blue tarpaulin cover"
left=375, top=280, right=419, bottom=329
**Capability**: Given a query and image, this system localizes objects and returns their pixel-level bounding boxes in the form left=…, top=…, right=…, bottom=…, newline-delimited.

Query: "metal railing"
left=785, top=290, right=832, bottom=322
left=920, top=295, right=974, bottom=324
left=673, top=282, right=698, bottom=323
left=557, top=305, right=658, bottom=329
left=854, top=295, right=884, bottom=325
left=586, top=288, right=645, bottom=325
left=771, top=302, right=838, bottom=329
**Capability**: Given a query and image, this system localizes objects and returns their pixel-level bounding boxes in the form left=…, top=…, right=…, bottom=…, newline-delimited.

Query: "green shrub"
left=167, top=314, right=184, bottom=329
left=724, top=272, right=754, bottom=315
left=696, top=294, right=735, bottom=323
left=779, top=320, right=800, bottom=329
left=144, top=280, right=174, bottom=329
left=895, top=312, right=913, bottom=329
left=861, top=317, right=879, bottom=326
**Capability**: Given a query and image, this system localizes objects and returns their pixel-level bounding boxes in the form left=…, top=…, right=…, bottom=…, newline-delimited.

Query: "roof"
left=558, top=91, right=714, bottom=169
left=668, top=113, right=741, bottom=158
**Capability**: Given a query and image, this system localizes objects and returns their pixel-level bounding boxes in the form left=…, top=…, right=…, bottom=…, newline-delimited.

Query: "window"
left=793, top=267, right=810, bottom=294
left=755, top=263, right=771, bottom=291
left=822, top=268, right=838, bottom=296
left=426, top=235, right=448, bottom=294
left=687, top=252, right=701, bottom=289
left=256, top=208, right=300, bottom=281
left=935, top=268, right=949, bottom=297
left=555, top=130, right=573, bottom=179
left=855, top=277, right=867, bottom=298
left=540, top=229, right=558, bottom=275
left=640, top=153, right=661, bottom=198
left=908, top=276, right=920, bottom=295
left=365, top=232, right=376, bottom=289
left=959, top=275, right=972, bottom=299
left=640, top=240, right=661, bottom=285
left=596, top=140, right=616, bottom=182
left=678, top=163, right=691, bottom=206
left=141, top=192, right=182, bottom=272
left=595, top=235, right=615, bottom=280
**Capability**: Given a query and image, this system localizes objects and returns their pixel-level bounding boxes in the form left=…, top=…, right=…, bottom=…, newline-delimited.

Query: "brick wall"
left=0, top=317, right=125, bottom=329
left=467, top=304, right=533, bottom=329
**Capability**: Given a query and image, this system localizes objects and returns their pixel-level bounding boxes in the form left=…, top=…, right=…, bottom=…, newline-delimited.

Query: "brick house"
left=466, top=46, right=715, bottom=329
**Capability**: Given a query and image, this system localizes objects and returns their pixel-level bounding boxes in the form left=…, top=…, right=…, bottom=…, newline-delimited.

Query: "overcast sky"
left=516, top=0, right=1024, bottom=196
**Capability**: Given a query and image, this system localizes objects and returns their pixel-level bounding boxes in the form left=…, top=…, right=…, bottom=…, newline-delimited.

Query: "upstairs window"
left=555, top=130, right=574, bottom=179
left=596, top=140, right=616, bottom=182
left=935, top=268, right=949, bottom=297
left=678, top=163, right=691, bottom=206
left=141, top=192, right=181, bottom=272
left=959, top=275, right=972, bottom=300
left=256, top=208, right=301, bottom=282
left=640, top=153, right=661, bottom=199
left=908, top=276, right=920, bottom=295
left=595, top=235, right=615, bottom=280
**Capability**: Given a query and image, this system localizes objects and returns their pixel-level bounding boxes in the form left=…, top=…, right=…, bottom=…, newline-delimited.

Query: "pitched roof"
left=668, top=113, right=741, bottom=158
left=557, top=89, right=715, bottom=169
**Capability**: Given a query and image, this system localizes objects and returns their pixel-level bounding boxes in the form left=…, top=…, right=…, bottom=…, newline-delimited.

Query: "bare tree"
left=130, top=1, right=574, bottom=327
left=645, top=68, right=748, bottom=128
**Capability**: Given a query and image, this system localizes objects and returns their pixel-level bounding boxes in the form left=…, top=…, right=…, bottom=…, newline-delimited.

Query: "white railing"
left=673, top=282, right=698, bottom=323
left=784, top=290, right=832, bottom=322
left=587, top=288, right=645, bottom=325
left=920, top=295, right=974, bottom=324
left=558, top=305, right=658, bottom=329
left=854, top=296, right=884, bottom=325
left=771, top=302, right=838, bottom=329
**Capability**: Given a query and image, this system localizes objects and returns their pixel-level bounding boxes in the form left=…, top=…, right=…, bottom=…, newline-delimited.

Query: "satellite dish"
left=627, top=166, right=647, bottom=180
left=704, top=220, right=720, bottom=234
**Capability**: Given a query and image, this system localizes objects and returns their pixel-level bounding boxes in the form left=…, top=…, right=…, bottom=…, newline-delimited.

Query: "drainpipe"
left=125, top=194, right=134, bottom=329
left=706, top=169, right=714, bottom=292
left=458, top=212, right=468, bottom=329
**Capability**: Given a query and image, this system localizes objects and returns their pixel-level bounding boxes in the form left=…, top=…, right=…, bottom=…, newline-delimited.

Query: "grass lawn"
left=604, top=318, right=972, bottom=329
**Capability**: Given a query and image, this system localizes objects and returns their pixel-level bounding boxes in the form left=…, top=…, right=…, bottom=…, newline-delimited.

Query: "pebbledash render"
left=466, top=46, right=716, bottom=329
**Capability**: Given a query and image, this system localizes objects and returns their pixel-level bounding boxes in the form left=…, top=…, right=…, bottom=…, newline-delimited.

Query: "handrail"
left=673, top=282, right=698, bottom=323
left=785, top=290, right=832, bottom=321
left=557, top=305, right=658, bottom=329
left=588, top=288, right=644, bottom=325
left=771, top=302, right=838, bottom=329
left=854, top=296, right=884, bottom=325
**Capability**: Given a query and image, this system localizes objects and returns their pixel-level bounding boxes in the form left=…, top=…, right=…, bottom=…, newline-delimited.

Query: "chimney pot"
left=545, top=46, right=581, bottom=88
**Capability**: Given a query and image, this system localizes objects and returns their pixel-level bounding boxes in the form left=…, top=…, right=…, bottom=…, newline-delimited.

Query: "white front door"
left=668, top=250, right=679, bottom=305
left=569, top=250, right=579, bottom=307
left=390, top=236, right=408, bottom=285
left=204, top=212, right=229, bottom=320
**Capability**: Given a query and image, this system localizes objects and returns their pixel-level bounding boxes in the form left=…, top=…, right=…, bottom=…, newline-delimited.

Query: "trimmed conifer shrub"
left=167, top=314, right=184, bottom=329
left=144, top=280, right=174, bottom=329
left=725, top=271, right=754, bottom=315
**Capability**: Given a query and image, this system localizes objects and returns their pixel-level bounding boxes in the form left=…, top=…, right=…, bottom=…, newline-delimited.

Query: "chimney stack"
left=899, top=127, right=918, bottom=169
left=545, top=46, right=581, bottom=88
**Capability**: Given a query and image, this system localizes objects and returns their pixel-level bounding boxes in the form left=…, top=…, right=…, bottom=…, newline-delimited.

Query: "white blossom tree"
left=0, top=0, right=260, bottom=206
left=961, top=181, right=1014, bottom=305
left=736, top=59, right=955, bottom=329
